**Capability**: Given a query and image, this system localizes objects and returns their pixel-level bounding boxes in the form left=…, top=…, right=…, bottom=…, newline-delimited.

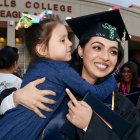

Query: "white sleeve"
left=0, top=92, right=16, bottom=115
left=83, top=127, right=88, bottom=132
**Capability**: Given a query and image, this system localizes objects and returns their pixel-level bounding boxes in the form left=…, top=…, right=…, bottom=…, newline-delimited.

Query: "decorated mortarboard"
left=66, top=10, right=130, bottom=42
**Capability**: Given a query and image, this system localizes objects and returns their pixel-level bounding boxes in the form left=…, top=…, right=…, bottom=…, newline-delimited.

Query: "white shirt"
left=0, top=73, right=22, bottom=114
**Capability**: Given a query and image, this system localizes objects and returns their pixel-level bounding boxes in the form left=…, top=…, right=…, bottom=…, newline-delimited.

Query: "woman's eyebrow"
left=60, top=34, right=68, bottom=38
left=91, top=41, right=105, bottom=46
left=91, top=41, right=118, bottom=50
left=110, top=46, right=118, bottom=50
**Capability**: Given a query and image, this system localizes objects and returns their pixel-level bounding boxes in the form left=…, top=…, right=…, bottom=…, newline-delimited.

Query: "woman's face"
left=121, top=67, right=133, bottom=83
left=79, top=36, right=118, bottom=84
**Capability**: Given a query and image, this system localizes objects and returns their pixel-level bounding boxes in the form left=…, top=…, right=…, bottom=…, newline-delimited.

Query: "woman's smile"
left=94, top=62, right=108, bottom=70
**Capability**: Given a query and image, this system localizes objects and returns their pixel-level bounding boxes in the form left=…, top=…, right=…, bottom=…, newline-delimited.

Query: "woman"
left=118, top=61, right=140, bottom=95
left=59, top=10, right=140, bottom=140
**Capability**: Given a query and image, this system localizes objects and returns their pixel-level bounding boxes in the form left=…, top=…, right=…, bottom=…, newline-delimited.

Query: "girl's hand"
left=66, top=88, right=93, bottom=129
left=13, top=77, right=56, bottom=118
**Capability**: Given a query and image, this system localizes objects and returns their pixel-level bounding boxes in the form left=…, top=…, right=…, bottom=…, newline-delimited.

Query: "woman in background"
left=118, top=61, right=140, bottom=96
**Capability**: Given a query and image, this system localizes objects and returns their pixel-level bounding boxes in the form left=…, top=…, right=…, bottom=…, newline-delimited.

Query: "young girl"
left=0, top=11, right=117, bottom=140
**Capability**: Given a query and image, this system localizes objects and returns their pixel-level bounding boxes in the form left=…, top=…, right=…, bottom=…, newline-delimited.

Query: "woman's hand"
left=66, top=88, right=93, bottom=129
left=13, top=77, right=56, bottom=118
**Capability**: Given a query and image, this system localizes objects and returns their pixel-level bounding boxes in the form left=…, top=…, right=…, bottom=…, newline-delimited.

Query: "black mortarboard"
left=125, top=91, right=140, bottom=106
left=66, top=10, right=130, bottom=42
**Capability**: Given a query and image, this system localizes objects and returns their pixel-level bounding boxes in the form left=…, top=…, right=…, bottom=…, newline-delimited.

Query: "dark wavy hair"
left=120, top=61, right=138, bottom=86
left=70, top=37, right=124, bottom=83
left=0, top=46, right=19, bottom=69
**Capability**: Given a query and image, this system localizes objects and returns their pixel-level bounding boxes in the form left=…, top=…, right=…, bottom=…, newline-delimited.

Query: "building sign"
left=0, top=0, right=72, bottom=20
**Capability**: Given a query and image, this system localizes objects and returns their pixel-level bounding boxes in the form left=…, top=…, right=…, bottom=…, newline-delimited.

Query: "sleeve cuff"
left=83, top=127, right=88, bottom=132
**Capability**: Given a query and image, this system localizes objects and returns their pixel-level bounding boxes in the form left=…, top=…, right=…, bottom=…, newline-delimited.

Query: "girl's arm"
left=59, top=63, right=117, bottom=100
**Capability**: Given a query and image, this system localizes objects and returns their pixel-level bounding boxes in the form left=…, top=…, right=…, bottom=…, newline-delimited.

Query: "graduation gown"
left=61, top=90, right=140, bottom=140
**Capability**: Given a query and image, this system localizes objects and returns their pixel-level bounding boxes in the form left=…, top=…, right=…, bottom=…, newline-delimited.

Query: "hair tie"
left=16, top=10, right=52, bottom=30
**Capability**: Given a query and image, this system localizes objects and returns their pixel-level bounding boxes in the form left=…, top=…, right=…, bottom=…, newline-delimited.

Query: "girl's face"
left=47, top=23, right=72, bottom=61
left=79, top=36, right=118, bottom=84
left=121, top=67, right=133, bottom=83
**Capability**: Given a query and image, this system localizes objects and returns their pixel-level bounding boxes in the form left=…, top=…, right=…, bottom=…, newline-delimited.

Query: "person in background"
left=0, top=10, right=117, bottom=140
left=0, top=46, right=22, bottom=115
left=118, top=61, right=140, bottom=96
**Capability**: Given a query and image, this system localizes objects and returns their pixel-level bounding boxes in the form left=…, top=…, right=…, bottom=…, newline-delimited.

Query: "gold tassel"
left=121, top=30, right=126, bottom=44
left=111, top=91, right=115, bottom=111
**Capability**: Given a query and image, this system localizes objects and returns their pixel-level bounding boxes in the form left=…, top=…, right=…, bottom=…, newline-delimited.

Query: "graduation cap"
left=66, top=10, right=130, bottom=42
left=125, top=91, right=140, bottom=106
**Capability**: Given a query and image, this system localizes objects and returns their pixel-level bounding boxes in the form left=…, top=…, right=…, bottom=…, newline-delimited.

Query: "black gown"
left=60, top=90, right=140, bottom=140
